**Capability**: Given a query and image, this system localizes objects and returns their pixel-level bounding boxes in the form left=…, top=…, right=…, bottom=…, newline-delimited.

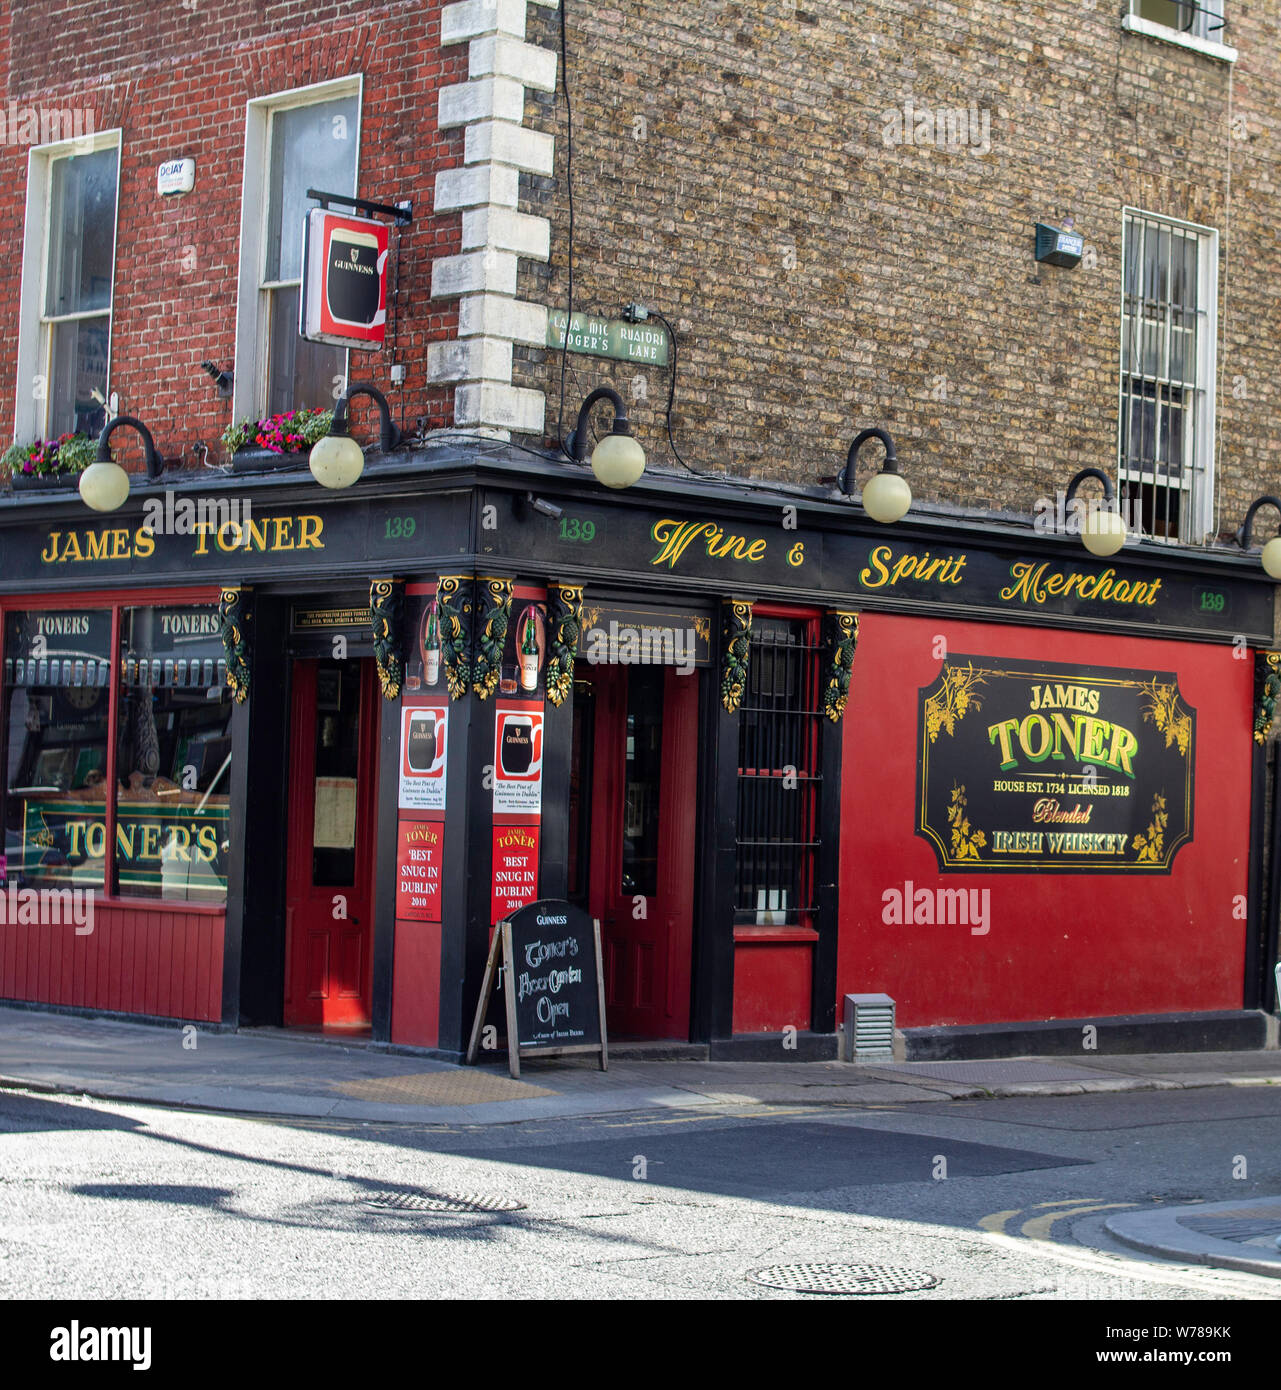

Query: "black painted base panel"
left=901, top=1009, right=1271, bottom=1061
left=709, top=1032, right=841, bottom=1062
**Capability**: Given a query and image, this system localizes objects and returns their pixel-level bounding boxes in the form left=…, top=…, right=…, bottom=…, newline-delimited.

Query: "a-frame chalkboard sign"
left=465, top=899, right=608, bottom=1079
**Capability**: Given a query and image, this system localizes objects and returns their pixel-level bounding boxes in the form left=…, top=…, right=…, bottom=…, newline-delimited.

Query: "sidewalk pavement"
left=1, top=1005, right=1279, bottom=1276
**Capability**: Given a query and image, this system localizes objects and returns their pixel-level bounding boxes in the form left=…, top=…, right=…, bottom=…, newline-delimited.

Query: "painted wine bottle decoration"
left=421, top=600, right=441, bottom=688
left=518, top=605, right=540, bottom=693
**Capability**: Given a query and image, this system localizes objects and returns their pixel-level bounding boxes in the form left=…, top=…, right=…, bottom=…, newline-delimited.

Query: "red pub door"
left=585, top=664, right=698, bottom=1039
left=284, top=658, right=379, bottom=1029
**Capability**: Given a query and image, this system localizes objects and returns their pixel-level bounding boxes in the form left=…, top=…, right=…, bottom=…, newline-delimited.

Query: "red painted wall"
left=838, top=613, right=1253, bottom=1028
left=0, top=903, right=224, bottom=1021
left=391, top=920, right=441, bottom=1049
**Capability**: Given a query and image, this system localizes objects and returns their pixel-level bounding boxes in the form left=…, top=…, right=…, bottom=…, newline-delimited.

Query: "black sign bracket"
left=306, top=187, right=412, bottom=226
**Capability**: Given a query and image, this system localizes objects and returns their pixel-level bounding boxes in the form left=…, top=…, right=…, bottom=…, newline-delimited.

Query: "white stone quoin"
left=432, top=0, right=556, bottom=438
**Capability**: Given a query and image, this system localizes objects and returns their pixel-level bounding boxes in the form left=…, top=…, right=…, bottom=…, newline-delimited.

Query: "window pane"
left=266, top=285, right=344, bottom=414
left=311, top=661, right=362, bottom=888
left=264, top=96, right=358, bottom=283
left=3, top=610, right=114, bottom=891
left=114, top=608, right=232, bottom=905
left=45, top=148, right=117, bottom=318
left=622, top=666, right=663, bottom=897
left=48, top=315, right=109, bottom=437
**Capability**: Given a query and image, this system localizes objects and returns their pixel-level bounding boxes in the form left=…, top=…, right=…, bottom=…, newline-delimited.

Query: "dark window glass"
left=621, top=666, right=664, bottom=896
left=114, top=608, right=233, bottom=904
left=3, top=610, right=113, bottom=890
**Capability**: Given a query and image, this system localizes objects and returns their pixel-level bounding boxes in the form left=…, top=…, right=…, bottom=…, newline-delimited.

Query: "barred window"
left=1119, top=210, right=1217, bottom=542
left=734, top=616, right=822, bottom=927
left=1130, top=1, right=1225, bottom=43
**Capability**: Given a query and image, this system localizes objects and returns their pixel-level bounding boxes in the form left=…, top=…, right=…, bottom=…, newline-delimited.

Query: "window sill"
left=1120, top=14, right=1237, bottom=64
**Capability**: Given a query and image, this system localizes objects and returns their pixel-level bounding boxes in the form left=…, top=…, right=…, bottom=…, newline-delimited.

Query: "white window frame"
left=232, top=76, right=362, bottom=424
left=13, top=129, right=122, bottom=445
left=1122, top=0, right=1236, bottom=64
left=1116, top=207, right=1219, bottom=545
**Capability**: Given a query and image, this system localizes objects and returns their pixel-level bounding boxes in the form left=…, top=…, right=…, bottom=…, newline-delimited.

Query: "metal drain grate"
left=362, top=1190, right=525, bottom=1214
left=747, top=1263, right=940, bottom=1295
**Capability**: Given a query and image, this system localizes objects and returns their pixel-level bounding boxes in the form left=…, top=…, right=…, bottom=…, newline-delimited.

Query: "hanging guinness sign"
left=299, top=208, right=389, bottom=350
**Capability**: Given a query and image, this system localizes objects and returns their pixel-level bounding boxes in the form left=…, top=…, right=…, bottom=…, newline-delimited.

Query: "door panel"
left=284, top=658, right=378, bottom=1028
left=586, top=663, right=698, bottom=1039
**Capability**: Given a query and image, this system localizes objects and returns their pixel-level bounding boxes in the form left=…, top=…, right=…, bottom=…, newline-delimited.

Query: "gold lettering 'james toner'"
left=988, top=711, right=1139, bottom=777
left=41, top=527, right=156, bottom=564
left=191, top=515, right=324, bottom=555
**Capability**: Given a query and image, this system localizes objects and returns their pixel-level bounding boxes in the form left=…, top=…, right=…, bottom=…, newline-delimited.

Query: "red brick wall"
left=0, top=0, right=468, bottom=465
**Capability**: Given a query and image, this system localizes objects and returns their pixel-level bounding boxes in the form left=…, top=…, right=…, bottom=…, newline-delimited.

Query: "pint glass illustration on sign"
left=916, top=656, right=1195, bottom=873
left=397, top=702, right=447, bottom=812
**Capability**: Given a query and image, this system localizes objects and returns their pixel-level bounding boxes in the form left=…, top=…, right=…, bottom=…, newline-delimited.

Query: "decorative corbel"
left=369, top=578, right=404, bottom=699
left=217, top=586, right=251, bottom=704
left=436, top=574, right=473, bottom=701
left=720, top=598, right=754, bottom=714
left=1255, top=651, right=1281, bottom=744
left=472, top=575, right=514, bottom=700
left=823, top=610, right=860, bottom=723
left=545, top=583, right=586, bottom=707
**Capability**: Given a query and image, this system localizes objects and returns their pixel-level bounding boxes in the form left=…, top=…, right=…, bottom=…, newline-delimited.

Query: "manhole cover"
left=747, top=1263, right=940, bottom=1295
left=362, top=1190, right=525, bottom=1214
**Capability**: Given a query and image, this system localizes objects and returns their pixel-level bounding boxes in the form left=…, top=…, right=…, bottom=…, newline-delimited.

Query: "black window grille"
left=1131, top=1, right=1225, bottom=39
left=1119, top=210, right=1213, bottom=541
left=734, top=616, right=822, bottom=927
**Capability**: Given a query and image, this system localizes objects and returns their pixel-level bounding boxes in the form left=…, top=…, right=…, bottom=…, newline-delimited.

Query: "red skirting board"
left=0, top=901, right=224, bottom=1022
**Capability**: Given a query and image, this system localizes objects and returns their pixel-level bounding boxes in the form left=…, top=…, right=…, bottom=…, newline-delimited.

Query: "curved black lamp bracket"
left=96, top=415, right=163, bottom=481
left=566, top=386, right=631, bottom=463
left=1064, top=467, right=1117, bottom=506
left=333, top=382, right=402, bottom=453
left=1237, top=495, right=1281, bottom=551
left=839, top=426, right=898, bottom=496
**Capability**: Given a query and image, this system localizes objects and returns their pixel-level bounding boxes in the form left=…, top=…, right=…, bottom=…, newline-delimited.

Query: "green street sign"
left=546, top=311, right=670, bottom=367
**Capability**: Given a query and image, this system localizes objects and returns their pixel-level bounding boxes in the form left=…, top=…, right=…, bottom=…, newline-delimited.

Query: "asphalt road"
left=1, top=1082, right=1279, bottom=1304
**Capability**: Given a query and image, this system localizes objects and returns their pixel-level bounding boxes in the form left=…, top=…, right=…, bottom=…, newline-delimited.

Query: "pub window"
left=235, top=81, right=360, bottom=421
left=3, top=610, right=114, bottom=891
left=1128, top=0, right=1225, bottom=44
left=734, top=617, right=822, bottom=927
left=114, top=608, right=232, bottom=904
left=14, top=134, right=120, bottom=444
left=1119, top=210, right=1217, bottom=543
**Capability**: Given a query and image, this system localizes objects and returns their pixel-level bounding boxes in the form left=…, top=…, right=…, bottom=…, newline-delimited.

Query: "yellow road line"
left=1020, top=1202, right=1135, bottom=1240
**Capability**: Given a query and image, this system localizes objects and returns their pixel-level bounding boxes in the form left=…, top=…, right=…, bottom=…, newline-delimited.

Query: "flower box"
left=9, top=471, right=81, bottom=493
left=231, top=445, right=306, bottom=474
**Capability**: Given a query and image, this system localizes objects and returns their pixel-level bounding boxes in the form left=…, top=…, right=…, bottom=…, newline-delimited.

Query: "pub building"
left=0, top=432, right=1278, bottom=1062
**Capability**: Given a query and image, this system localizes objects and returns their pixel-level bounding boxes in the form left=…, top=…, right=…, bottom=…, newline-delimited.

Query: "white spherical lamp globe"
left=78, top=460, right=131, bottom=512
left=591, top=432, right=646, bottom=489
left=1081, top=505, right=1127, bottom=558
left=309, top=432, right=364, bottom=489
left=862, top=468, right=912, bottom=524
left=1261, top=536, right=1281, bottom=580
